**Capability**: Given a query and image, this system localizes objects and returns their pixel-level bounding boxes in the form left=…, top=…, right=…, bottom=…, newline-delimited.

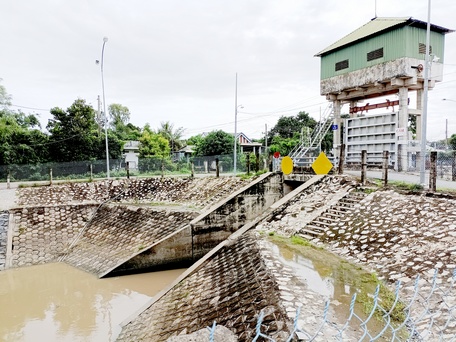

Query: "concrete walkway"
left=0, top=188, right=17, bottom=210
left=345, top=170, right=456, bottom=191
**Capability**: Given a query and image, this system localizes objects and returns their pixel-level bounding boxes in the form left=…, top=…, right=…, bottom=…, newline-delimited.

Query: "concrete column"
left=414, top=89, right=424, bottom=171
left=332, top=100, right=342, bottom=165
left=415, top=89, right=423, bottom=141
left=349, top=100, right=357, bottom=117
left=397, top=87, right=409, bottom=171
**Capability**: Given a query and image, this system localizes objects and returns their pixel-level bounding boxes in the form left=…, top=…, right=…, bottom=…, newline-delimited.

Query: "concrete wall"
left=113, top=173, right=284, bottom=275
left=190, top=172, right=283, bottom=259
left=7, top=205, right=97, bottom=268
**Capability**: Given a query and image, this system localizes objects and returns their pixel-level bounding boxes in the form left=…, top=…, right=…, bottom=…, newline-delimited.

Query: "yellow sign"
left=281, top=156, right=293, bottom=175
left=311, top=152, right=333, bottom=175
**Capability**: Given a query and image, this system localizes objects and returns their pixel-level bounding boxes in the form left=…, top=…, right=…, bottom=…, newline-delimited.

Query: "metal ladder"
left=289, top=104, right=334, bottom=166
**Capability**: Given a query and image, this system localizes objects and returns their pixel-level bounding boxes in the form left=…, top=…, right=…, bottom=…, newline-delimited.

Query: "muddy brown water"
left=0, top=263, right=184, bottom=341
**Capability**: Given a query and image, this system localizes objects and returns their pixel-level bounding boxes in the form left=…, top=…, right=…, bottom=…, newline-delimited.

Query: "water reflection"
left=265, top=238, right=393, bottom=339
left=0, top=263, right=184, bottom=341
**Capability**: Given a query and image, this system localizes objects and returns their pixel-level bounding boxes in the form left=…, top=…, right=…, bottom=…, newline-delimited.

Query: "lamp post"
left=419, top=0, right=431, bottom=185
left=101, top=37, right=110, bottom=179
left=234, top=73, right=239, bottom=175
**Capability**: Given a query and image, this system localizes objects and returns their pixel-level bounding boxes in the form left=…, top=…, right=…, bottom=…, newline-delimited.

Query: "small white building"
left=122, top=140, right=140, bottom=169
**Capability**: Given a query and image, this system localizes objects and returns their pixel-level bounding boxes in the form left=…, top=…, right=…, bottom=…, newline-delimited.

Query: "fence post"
left=338, top=144, right=345, bottom=174
left=382, top=150, right=389, bottom=187
left=215, top=158, right=220, bottom=178
left=161, top=159, right=165, bottom=178
left=452, top=151, right=456, bottom=182
left=429, top=151, right=437, bottom=192
left=126, top=162, right=130, bottom=179
left=7, top=170, right=10, bottom=189
left=191, top=162, right=195, bottom=178
left=361, top=150, right=367, bottom=185
left=49, top=168, right=53, bottom=186
left=246, top=155, right=250, bottom=175
left=255, top=152, right=260, bottom=172
left=89, top=164, right=93, bottom=181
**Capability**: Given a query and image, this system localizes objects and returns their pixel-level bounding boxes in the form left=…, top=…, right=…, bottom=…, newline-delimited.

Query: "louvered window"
left=335, top=59, right=349, bottom=71
left=367, top=48, right=384, bottom=61
left=419, top=43, right=432, bottom=54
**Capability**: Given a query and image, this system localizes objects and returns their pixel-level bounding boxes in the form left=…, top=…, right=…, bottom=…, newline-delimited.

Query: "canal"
left=0, top=263, right=184, bottom=341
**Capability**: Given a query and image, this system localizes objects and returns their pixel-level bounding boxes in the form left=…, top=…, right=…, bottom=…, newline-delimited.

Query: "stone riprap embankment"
left=321, top=190, right=456, bottom=284
left=61, top=205, right=198, bottom=277
left=255, top=183, right=456, bottom=338
left=256, top=176, right=360, bottom=237
left=17, top=177, right=250, bottom=209
left=0, top=211, right=9, bottom=269
left=8, top=205, right=97, bottom=267
left=118, top=232, right=290, bottom=342
left=256, top=179, right=456, bottom=285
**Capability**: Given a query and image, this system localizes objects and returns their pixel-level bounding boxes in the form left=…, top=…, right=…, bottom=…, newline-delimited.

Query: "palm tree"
left=157, top=121, right=185, bottom=152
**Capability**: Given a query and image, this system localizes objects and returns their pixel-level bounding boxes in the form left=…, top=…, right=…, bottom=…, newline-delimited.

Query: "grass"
left=388, top=181, right=424, bottom=192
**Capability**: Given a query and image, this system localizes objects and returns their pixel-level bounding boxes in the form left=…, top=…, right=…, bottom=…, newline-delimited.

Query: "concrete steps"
left=298, top=190, right=368, bottom=239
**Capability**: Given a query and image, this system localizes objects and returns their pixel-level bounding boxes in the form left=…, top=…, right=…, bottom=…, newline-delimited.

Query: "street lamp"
left=101, top=37, right=110, bottom=179
left=234, top=103, right=243, bottom=175
left=419, top=0, right=431, bottom=185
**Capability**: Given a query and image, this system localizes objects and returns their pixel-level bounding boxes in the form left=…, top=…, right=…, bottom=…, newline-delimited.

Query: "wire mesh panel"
left=204, top=269, right=456, bottom=341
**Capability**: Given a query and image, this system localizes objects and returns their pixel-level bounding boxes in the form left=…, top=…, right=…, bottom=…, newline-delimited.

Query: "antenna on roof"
left=374, top=0, right=377, bottom=18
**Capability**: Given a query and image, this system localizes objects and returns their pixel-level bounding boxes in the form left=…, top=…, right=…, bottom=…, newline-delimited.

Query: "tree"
left=108, top=103, right=130, bottom=131
left=0, top=79, right=12, bottom=110
left=0, top=110, right=49, bottom=165
left=267, top=111, right=317, bottom=143
left=47, top=99, right=121, bottom=162
left=195, top=130, right=233, bottom=156
left=157, top=121, right=185, bottom=152
left=449, top=133, right=456, bottom=150
left=268, top=135, right=299, bottom=156
left=185, top=134, right=204, bottom=149
left=138, top=125, right=171, bottom=158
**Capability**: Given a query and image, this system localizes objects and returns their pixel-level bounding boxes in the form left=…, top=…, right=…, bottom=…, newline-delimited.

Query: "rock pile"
left=17, top=176, right=251, bottom=209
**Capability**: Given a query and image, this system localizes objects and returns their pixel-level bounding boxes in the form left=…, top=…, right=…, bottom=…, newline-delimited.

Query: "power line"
left=11, top=104, right=50, bottom=111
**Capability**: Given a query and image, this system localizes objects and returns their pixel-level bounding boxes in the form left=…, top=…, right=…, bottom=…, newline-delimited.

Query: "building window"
left=419, top=43, right=432, bottom=54
left=367, top=48, right=384, bottom=61
left=335, top=59, right=349, bottom=71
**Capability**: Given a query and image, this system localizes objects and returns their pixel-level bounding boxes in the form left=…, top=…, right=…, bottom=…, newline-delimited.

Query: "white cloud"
left=1, top=0, right=455, bottom=140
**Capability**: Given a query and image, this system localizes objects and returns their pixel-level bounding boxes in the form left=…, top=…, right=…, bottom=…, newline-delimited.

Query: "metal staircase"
left=289, top=104, right=334, bottom=166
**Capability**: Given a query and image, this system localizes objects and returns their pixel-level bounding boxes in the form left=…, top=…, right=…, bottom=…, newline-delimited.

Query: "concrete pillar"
left=415, top=89, right=423, bottom=140
left=415, top=89, right=424, bottom=171
left=332, top=100, right=342, bottom=165
left=349, top=100, right=357, bottom=117
left=397, top=87, right=409, bottom=171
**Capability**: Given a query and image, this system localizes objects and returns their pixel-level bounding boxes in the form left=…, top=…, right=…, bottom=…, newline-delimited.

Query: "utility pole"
left=97, top=95, right=101, bottom=136
left=264, top=124, right=268, bottom=152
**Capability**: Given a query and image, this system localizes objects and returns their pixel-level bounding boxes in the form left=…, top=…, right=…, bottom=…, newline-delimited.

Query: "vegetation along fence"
left=206, top=268, right=456, bottom=341
left=0, top=153, right=269, bottom=182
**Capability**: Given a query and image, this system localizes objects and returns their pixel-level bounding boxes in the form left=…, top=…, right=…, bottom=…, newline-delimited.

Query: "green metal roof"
left=315, top=17, right=453, bottom=57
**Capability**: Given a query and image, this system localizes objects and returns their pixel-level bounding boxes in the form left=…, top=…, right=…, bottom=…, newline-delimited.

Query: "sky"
left=1, top=0, right=456, bottom=141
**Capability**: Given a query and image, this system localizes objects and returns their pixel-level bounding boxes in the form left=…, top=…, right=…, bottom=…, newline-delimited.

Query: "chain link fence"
left=203, top=268, right=456, bottom=341
left=0, top=153, right=270, bottom=182
left=407, top=151, right=456, bottom=181
left=343, top=150, right=456, bottom=182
